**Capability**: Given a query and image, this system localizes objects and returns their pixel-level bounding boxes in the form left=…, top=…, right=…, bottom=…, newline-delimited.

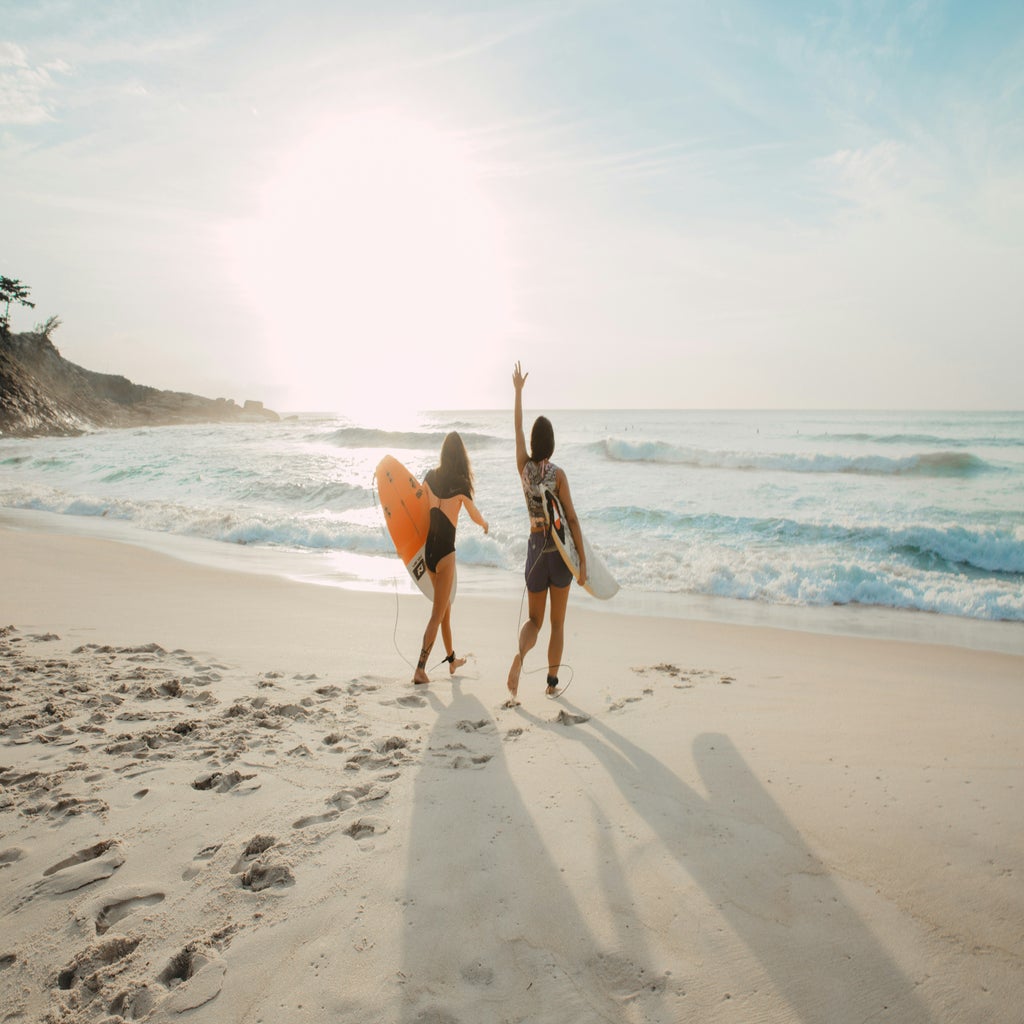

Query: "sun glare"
left=223, top=109, right=512, bottom=416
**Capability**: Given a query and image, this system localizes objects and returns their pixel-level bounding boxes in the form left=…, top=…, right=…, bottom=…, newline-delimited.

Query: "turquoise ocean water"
left=2, top=409, right=1022, bottom=652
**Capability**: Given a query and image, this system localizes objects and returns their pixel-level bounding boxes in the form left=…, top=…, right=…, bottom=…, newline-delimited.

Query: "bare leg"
left=506, top=588, right=547, bottom=701
left=413, top=557, right=456, bottom=684
left=546, top=584, right=570, bottom=693
left=440, top=604, right=466, bottom=674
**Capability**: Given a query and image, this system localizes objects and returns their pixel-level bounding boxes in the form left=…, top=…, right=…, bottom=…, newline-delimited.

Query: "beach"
left=2, top=520, right=1022, bottom=1023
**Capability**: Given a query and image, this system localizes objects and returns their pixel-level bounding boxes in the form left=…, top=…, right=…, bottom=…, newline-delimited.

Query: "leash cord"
left=515, top=541, right=575, bottom=700
left=376, top=467, right=574, bottom=692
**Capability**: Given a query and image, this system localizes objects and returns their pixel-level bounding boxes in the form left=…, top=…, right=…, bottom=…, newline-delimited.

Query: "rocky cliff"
left=0, top=331, right=279, bottom=437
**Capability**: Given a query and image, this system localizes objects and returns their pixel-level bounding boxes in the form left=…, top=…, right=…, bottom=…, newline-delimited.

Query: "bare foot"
left=546, top=685, right=559, bottom=696
left=412, top=669, right=430, bottom=685
left=506, top=654, right=522, bottom=700
left=448, top=656, right=467, bottom=675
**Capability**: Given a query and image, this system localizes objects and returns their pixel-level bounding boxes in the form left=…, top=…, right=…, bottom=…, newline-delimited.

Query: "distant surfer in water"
left=506, top=361, right=587, bottom=704
left=413, top=431, right=489, bottom=685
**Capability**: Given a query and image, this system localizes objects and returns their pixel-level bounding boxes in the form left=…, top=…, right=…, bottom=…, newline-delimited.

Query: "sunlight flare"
left=223, top=109, right=512, bottom=415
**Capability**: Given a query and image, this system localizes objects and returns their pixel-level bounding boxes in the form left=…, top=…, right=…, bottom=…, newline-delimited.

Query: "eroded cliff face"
left=0, top=332, right=279, bottom=437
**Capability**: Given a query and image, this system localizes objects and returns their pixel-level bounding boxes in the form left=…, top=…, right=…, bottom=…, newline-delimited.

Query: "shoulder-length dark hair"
left=530, top=416, right=555, bottom=463
left=437, top=431, right=474, bottom=498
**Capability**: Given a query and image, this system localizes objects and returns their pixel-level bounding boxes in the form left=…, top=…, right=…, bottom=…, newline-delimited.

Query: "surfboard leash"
left=377, top=467, right=576, bottom=692
left=372, top=468, right=473, bottom=676
left=371, top=469, right=417, bottom=671
left=514, top=548, right=576, bottom=700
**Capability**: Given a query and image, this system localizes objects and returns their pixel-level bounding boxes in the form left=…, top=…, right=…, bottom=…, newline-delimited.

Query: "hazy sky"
left=3, top=1, right=1023, bottom=415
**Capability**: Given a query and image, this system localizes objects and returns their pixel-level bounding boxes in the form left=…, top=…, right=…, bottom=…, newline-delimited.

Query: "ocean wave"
left=599, top=439, right=994, bottom=477
left=0, top=487, right=395, bottom=556
left=731, top=561, right=1024, bottom=621
left=595, top=508, right=1024, bottom=577
left=889, top=525, right=1024, bottom=575
left=324, top=427, right=501, bottom=451
left=627, top=545, right=1024, bottom=621
left=233, top=479, right=368, bottom=511
left=100, top=466, right=163, bottom=484
left=816, top=432, right=1024, bottom=448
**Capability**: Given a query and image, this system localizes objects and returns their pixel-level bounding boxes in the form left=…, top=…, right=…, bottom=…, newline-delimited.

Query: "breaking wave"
left=599, top=440, right=993, bottom=477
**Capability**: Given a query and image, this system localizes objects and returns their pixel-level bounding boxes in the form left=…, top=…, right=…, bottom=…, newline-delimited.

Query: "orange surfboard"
left=374, top=454, right=454, bottom=600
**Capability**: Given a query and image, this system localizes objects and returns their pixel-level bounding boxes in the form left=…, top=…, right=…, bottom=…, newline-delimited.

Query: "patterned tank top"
left=521, top=459, right=559, bottom=530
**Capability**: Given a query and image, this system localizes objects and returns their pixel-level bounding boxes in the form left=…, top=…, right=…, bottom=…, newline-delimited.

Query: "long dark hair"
left=437, top=431, right=474, bottom=498
left=530, top=416, right=555, bottom=463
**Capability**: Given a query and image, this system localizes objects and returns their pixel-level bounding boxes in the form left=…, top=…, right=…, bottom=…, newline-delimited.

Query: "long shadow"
left=515, top=696, right=931, bottom=1024
left=398, top=681, right=672, bottom=1023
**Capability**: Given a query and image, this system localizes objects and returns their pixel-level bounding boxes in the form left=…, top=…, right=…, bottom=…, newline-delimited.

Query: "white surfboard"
left=541, top=485, right=619, bottom=600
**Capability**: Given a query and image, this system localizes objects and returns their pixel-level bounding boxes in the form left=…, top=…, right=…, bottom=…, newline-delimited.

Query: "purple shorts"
left=525, top=531, right=573, bottom=592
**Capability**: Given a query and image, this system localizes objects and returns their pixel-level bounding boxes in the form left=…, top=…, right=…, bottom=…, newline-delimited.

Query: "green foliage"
left=1, top=276, right=36, bottom=338
left=35, top=314, right=63, bottom=338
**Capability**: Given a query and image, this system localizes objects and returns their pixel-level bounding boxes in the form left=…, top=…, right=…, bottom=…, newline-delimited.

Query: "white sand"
left=1, top=522, right=1022, bottom=1023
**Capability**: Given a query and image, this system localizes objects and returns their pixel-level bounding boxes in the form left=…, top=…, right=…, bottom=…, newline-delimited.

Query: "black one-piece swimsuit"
left=424, top=507, right=456, bottom=572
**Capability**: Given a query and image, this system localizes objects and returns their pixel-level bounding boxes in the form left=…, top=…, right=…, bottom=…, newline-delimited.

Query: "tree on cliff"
left=34, top=314, right=63, bottom=339
left=0, top=277, right=36, bottom=338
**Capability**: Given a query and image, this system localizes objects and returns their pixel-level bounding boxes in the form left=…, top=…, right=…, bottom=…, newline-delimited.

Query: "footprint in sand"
left=589, top=950, right=674, bottom=1002
left=347, top=677, right=383, bottom=695
left=394, top=694, right=427, bottom=708
left=328, top=781, right=390, bottom=811
left=450, top=754, right=494, bottom=770
left=345, top=735, right=413, bottom=771
left=292, top=810, right=341, bottom=830
left=40, top=794, right=110, bottom=821
left=456, top=719, right=492, bottom=733
left=94, top=892, right=166, bottom=935
left=554, top=710, right=590, bottom=726
left=230, top=834, right=276, bottom=873
left=182, top=842, right=221, bottom=879
left=240, top=861, right=295, bottom=891
left=38, top=840, right=125, bottom=896
left=191, top=770, right=258, bottom=794
left=152, top=943, right=227, bottom=1013
left=343, top=816, right=389, bottom=842
left=228, top=835, right=295, bottom=891
left=0, top=847, right=26, bottom=867
left=57, top=936, right=141, bottom=990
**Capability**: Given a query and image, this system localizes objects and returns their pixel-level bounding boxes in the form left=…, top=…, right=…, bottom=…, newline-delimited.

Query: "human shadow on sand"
left=516, top=695, right=931, bottom=1024
left=398, top=681, right=678, bottom=1024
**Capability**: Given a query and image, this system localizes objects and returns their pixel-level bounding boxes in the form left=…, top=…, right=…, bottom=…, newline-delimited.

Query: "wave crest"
left=599, top=439, right=992, bottom=477
left=325, top=427, right=500, bottom=450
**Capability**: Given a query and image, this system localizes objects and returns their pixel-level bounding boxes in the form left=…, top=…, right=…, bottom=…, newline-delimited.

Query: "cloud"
left=0, top=41, right=69, bottom=125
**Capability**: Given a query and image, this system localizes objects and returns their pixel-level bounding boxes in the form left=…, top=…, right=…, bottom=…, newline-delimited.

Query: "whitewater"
left=2, top=408, right=1022, bottom=649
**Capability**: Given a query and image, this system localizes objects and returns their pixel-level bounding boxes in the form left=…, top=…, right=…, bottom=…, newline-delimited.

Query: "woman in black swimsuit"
left=413, top=431, right=489, bottom=685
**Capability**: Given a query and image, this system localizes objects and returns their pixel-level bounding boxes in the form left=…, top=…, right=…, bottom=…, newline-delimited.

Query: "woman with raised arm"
left=506, top=362, right=586, bottom=704
left=412, top=431, right=489, bottom=685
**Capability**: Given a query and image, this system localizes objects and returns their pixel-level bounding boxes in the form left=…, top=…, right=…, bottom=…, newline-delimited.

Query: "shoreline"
left=2, top=518, right=1023, bottom=1023
left=4, top=506, right=1022, bottom=656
